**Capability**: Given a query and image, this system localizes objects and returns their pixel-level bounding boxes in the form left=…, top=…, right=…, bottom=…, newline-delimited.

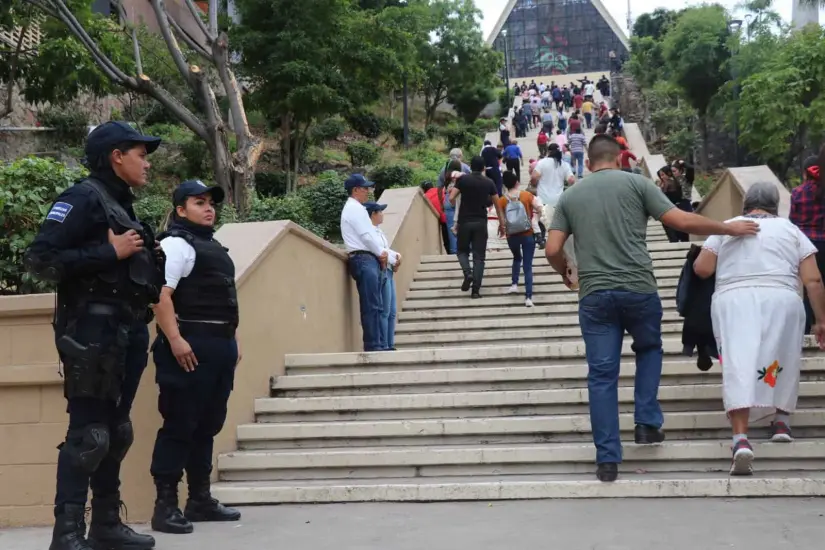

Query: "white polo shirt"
left=340, top=197, right=387, bottom=257
left=375, top=226, right=398, bottom=267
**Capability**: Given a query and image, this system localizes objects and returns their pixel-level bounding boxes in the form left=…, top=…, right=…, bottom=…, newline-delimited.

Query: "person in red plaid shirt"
left=790, top=153, right=825, bottom=333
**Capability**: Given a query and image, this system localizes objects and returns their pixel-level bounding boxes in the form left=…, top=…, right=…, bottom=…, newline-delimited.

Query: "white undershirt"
left=375, top=226, right=399, bottom=266
left=160, top=237, right=196, bottom=289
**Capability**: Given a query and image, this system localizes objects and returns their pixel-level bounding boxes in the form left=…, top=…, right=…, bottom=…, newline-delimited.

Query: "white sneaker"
left=507, top=284, right=518, bottom=294
left=525, top=298, right=534, bottom=308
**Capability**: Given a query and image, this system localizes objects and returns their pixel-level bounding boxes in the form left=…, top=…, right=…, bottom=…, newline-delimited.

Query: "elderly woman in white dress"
left=694, top=182, right=825, bottom=476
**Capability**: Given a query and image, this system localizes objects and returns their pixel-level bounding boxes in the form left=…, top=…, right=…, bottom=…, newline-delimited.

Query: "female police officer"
left=148, top=180, right=242, bottom=534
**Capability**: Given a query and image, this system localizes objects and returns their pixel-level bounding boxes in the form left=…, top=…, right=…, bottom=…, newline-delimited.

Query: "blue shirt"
left=503, top=144, right=522, bottom=160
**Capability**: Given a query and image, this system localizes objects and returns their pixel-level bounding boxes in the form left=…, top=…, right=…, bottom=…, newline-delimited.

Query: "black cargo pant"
left=456, top=220, right=489, bottom=292
left=150, top=326, right=238, bottom=485
left=55, top=320, right=149, bottom=515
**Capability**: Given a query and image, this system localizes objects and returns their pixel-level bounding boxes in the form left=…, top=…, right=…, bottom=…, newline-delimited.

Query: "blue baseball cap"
left=344, top=173, right=375, bottom=191
left=364, top=201, right=387, bottom=214
left=85, top=121, right=162, bottom=158
left=172, top=179, right=226, bottom=205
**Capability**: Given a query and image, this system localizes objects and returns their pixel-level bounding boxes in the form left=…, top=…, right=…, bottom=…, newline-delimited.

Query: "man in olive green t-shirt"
left=545, top=135, right=759, bottom=483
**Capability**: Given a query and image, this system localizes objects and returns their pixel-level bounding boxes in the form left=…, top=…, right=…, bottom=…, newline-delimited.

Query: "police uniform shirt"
left=160, top=237, right=196, bottom=289
left=340, top=198, right=387, bottom=257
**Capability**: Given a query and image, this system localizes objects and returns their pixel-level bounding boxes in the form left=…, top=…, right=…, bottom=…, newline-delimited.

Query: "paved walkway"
left=3, top=499, right=822, bottom=549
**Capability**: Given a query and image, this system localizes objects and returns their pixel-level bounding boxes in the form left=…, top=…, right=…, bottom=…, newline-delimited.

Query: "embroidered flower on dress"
left=758, top=360, right=783, bottom=388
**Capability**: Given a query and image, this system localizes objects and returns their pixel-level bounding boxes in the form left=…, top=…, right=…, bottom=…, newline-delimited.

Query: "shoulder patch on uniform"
left=46, top=202, right=73, bottom=223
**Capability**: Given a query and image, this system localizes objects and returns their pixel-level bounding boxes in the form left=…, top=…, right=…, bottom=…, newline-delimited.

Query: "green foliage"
left=412, top=168, right=438, bottom=186
left=180, top=139, right=213, bottom=181
left=346, top=110, right=384, bottom=139
left=145, top=123, right=195, bottom=145
left=632, top=8, right=679, bottom=39
left=442, top=123, right=480, bottom=152
left=255, top=171, right=288, bottom=198
left=346, top=141, right=382, bottom=167
left=402, top=145, right=447, bottom=172
left=37, top=107, right=89, bottom=145
left=370, top=163, right=415, bottom=197
left=0, top=157, right=87, bottom=294
left=310, top=117, right=349, bottom=143
left=425, top=124, right=440, bottom=140
left=246, top=194, right=324, bottom=235
left=497, top=88, right=511, bottom=118
left=133, top=194, right=172, bottom=235
left=389, top=123, right=427, bottom=146
left=473, top=117, right=499, bottom=135
left=448, top=81, right=497, bottom=124
left=297, top=170, right=349, bottom=239
left=693, top=174, right=715, bottom=197
left=663, top=128, right=698, bottom=160
left=628, top=36, right=666, bottom=91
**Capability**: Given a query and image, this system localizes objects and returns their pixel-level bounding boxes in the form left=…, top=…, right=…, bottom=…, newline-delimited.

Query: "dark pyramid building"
left=486, top=0, right=629, bottom=78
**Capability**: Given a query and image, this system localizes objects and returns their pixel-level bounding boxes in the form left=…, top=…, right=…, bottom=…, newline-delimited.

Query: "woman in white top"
left=694, top=182, right=825, bottom=476
left=365, top=201, right=402, bottom=350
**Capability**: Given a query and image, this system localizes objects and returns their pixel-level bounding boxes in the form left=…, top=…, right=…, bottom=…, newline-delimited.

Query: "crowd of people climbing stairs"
left=340, top=74, right=825, bottom=485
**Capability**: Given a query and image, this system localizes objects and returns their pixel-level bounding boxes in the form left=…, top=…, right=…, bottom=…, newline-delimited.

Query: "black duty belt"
left=178, top=320, right=236, bottom=339
left=87, top=302, right=148, bottom=322
left=349, top=250, right=378, bottom=260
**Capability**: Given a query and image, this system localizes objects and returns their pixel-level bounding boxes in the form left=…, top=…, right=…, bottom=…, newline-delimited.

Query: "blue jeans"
left=572, top=151, right=584, bottom=177
left=349, top=253, right=384, bottom=351
left=380, top=269, right=397, bottom=349
left=507, top=234, right=535, bottom=298
left=443, top=202, right=457, bottom=254
left=578, top=290, right=664, bottom=464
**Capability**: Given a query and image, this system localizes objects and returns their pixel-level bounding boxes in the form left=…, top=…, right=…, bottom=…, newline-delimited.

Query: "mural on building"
left=492, top=0, right=628, bottom=78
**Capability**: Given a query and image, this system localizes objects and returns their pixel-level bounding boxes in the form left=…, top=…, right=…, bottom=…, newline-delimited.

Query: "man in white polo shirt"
left=340, top=174, right=390, bottom=351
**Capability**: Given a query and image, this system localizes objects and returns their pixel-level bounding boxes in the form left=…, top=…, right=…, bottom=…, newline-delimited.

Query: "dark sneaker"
left=596, top=463, right=618, bottom=482
left=634, top=424, right=665, bottom=444
left=770, top=421, right=793, bottom=443
left=730, top=439, right=754, bottom=476
left=461, top=276, right=472, bottom=292
left=471, top=292, right=482, bottom=299
left=696, top=353, right=713, bottom=372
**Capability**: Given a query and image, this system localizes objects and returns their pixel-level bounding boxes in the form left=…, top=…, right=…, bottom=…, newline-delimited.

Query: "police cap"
left=173, top=179, right=226, bottom=206
left=364, top=201, right=387, bottom=215
left=85, top=121, right=162, bottom=158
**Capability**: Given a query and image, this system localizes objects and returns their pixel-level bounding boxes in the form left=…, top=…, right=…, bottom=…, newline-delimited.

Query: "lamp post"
left=399, top=0, right=410, bottom=148
left=728, top=19, right=743, bottom=167
left=501, top=29, right=510, bottom=108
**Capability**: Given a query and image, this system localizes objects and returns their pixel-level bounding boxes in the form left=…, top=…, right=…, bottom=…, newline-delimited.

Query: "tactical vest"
left=72, top=178, right=161, bottom=311
left=160, top=228, right=239, bottom=326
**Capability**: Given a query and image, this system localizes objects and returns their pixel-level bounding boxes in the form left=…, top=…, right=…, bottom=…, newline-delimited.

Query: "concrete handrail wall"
left=0, top=186, right=442, bottom=527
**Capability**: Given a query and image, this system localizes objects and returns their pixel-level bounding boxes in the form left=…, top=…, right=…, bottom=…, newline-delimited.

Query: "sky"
left=475, top=0, right=823, bottom=40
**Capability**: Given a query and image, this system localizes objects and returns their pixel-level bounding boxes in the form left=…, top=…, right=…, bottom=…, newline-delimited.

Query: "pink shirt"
left=555, top=134, right=567, bottom=149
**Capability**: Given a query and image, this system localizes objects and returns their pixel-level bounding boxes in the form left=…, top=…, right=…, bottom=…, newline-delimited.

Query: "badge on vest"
left=46, top=202, right=73, bottom=223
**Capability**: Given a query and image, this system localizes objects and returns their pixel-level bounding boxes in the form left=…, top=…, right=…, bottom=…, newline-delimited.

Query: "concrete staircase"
left=211, top=223, right=825, bottom=505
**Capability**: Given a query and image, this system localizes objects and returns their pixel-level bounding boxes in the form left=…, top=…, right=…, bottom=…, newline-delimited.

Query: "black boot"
left=184, top=478, right=241, bottom=522
left=49, top=504, right=92, bottom=550
left=151, top=480, right=193, bottom=534
left=87, top=494, right=155, bottom=550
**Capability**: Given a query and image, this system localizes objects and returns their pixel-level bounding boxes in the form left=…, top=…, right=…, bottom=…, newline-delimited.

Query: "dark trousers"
left=150, top=332, right=237, bottom=485
left=457, top=220, right=488, bottom=291
left=348, top=253, right=384, bottom=351
left=507, top=234, right=536, bottom=298
left=584, top=112, right=592, bottom=128
left=485, top=168, right=503, bottom=196
left=804, top=240, right=825, bottom=334
left=505, top=159, right=520, bottom=181
left=55, top=322, right=149, bottom=514
left=663, top=199, right=693, bottom=243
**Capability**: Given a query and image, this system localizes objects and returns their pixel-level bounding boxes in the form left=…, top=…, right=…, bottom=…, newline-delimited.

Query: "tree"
left=662, top=5, right=732, bottom=169
left=21, top=0, right=260, bottom=212
left=632, top=7, right=678, bottom=39
left=234, top=0, right=414, bottom=192
left=448, top=82, right=495, bottom=124
left=417, top=0, right=500, bottom=125
left=737, top=26, right=825, bottom=180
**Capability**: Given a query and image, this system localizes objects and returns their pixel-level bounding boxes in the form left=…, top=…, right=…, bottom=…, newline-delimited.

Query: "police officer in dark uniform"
left=24, top=121, right=164, bottom=550
left=149, top=180, right=242, bottom=534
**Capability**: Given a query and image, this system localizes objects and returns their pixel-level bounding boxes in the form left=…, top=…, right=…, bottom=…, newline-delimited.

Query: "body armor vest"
left=160, top=228, right=239, bottom=326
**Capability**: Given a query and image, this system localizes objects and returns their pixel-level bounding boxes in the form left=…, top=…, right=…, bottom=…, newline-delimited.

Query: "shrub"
left=389, top=123, right=427, bottom=147
left=449, top=83, right=496, bottom=124
left=180, top=138, right=213, bottom=180
left=255, top=171, right=288, bottom=198
left=134, top=194, right=172, bottom=235
left=412, top=168, right=439, bottom=187
left=473, top=117, right=499, bottom=136
left=38, top=107, right=89, bottom=145
left=402, top=146, right=447, bottom=172
left=497, top=88, right=511, bottom=118
left=310, top=118, right=348, bottom=144
left=425, top=124, right=440, bottom=140
left=144, top=123, right=194, bottom=145
left=297, top=170, right=349, bottom=240
left=442, top=124, right=480, bottom=152
left=0, top=157, right=87, bottom=294
left=346, top=110, right=383, bottom=139
left=244, top=195, right=324, bottom=235
left=370, top=163, right=415, bottom=198
left=346, top=141, right=381, bottom=167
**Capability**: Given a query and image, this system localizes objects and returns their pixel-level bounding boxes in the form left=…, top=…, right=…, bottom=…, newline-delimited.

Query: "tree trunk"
left=699, top=114, right=710, bottom=171
left=281, top=116, right=294, bottom=194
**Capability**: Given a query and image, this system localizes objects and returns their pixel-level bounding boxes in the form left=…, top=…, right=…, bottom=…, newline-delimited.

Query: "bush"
left=449, top=84, right=496, bottom=124
left=402, top=146, right=447, bottom=172
left=425, top=124, right=440, bottom=140
left=0, top=157, right=87, bottom=294
left=370, top=163, right=415, bottom=198
left=346, top=141, right=382, bottom=167
left=497, top=88, right=511, bottom=118
left=134, top=194, right=172, bottom=235
left=473, top=117, right=499, bottom=136
left=297, top=170, right=349, bottom=240
left=180, top=138, right=213, bottom=180
left=244, top=195, right=324, bottom=236
left=409, top=128, right=427, bottom=146
left=310, top=118, right=348, bottom=144
left=38, top=107, right=89, bottom=145
left=442, top=124, right=480, bottom=152
left=144, top=123, right=194, bottom=145
left=412, top=168, right=439, bottom=187
left=346, top=110, right=383, bottom=139
left=255, top=171, right=288, bottom=198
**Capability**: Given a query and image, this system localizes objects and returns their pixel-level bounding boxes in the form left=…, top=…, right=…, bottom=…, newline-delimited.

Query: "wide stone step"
left=284, top=338, right=822, bottom=375
left=272, top=357, right=825, bottom=397
left=210, top=471, right=825, bottom=504
left=393, top=322, right=684, bottom=349
left=395, top=310, right=684, bottom=334
left=415, top=258, right=686, bottom=276
left=218, top=440, right=825, bottom=481
left=236, top=409, right=825, bottom=449
left=408, top=270, right=682, bottom=291
left=401, top=288, right=678, bottom=311
left=255, top=381, right=825, bottom=423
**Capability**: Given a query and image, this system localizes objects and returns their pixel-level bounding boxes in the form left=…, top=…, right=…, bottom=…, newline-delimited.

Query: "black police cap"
left=85, top=121, right=162, bottom=158
left=173, top=180, right=226, bottom=206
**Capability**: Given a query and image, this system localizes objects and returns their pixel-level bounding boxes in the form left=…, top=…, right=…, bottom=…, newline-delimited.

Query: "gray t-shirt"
left=550, top=170, right=675, bottom=298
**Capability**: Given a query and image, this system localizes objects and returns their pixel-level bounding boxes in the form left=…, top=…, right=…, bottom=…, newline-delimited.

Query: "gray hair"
left=743, top=181, right=780, bottom=215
